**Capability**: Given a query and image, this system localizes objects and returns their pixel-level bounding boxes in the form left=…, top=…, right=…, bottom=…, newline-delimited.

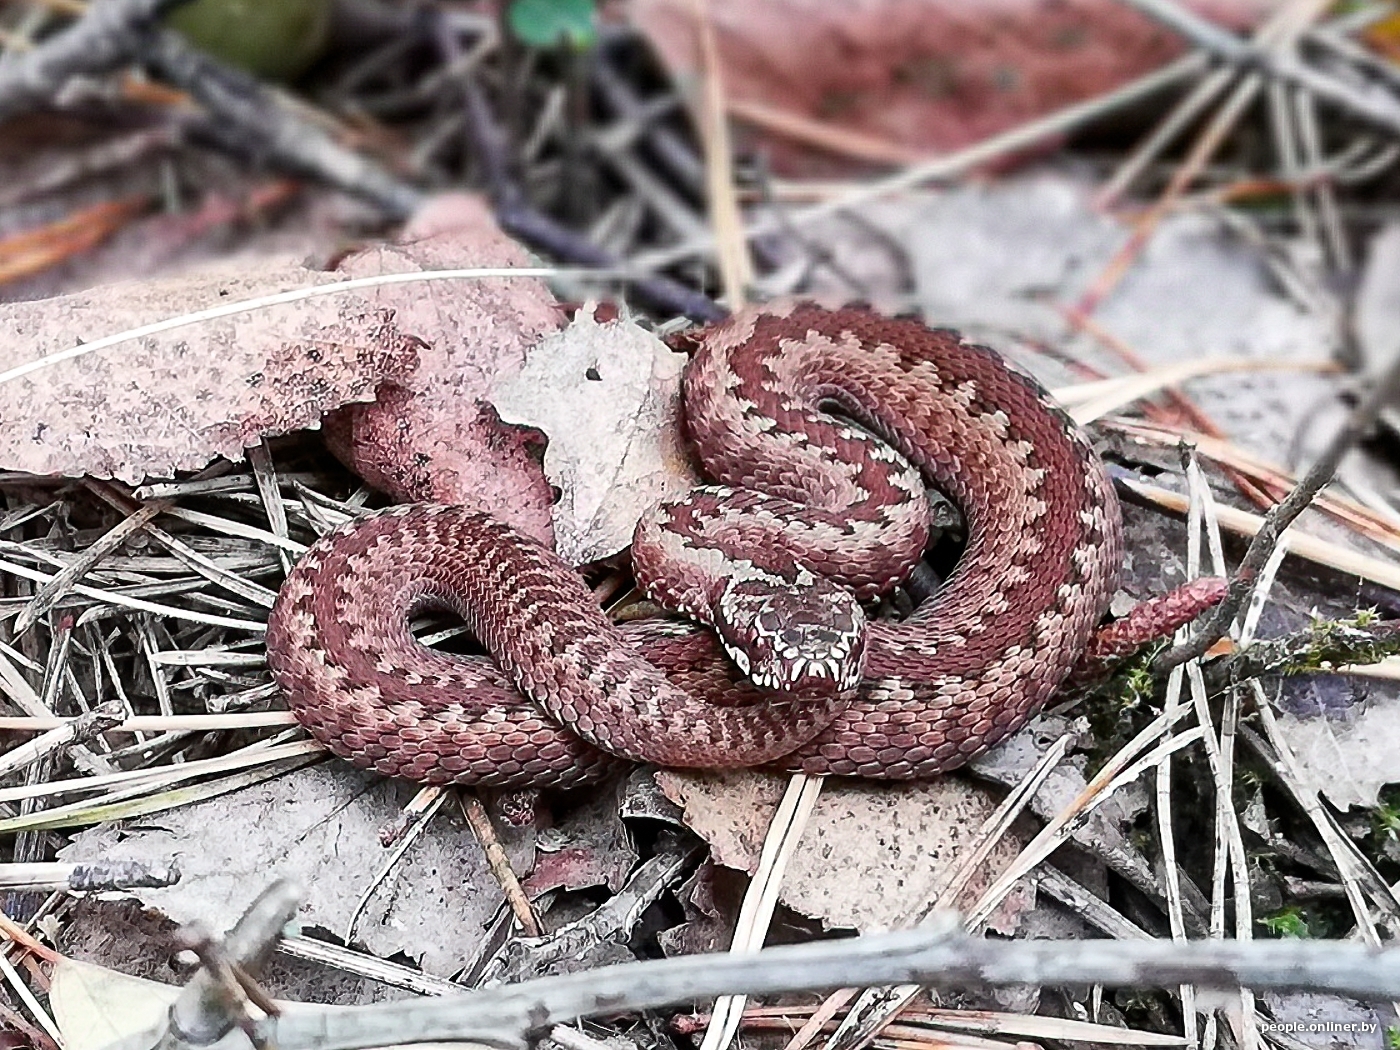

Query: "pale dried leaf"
left=0, top=193, right=564, bottom=543
left=1274, top=699, right=1400, bottom=810
left=1258, top=991, right=1388, bottom=1050
left=527, top=780, right=640, bottom=896
left=656, top=770, right=1032, bottom=934
left=59, top=765, right=518, bottom=976
left=905, top=175, right=1337, bottom=465
left=1354, top=221, right=1400, bottom=375
left=51, top=955, right=336, bottom=1050
left=50, top=958, right=178, bottom=1050
left=493, top=307, right=698, bottom=564
left=0, top=253, right=416, bottom=484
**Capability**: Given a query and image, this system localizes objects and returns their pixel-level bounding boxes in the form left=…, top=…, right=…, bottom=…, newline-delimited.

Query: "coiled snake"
left=267, top=303, right=1219, bottom=788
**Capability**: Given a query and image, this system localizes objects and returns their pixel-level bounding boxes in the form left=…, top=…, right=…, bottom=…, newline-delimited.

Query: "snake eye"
left=757, top=610, right=784, bottom=635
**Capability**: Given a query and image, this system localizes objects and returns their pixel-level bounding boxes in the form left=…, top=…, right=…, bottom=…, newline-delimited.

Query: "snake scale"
left=267, top=303, right=1212, bottom=788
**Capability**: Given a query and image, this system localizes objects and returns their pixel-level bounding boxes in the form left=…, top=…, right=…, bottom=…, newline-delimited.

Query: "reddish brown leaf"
left=0, top=254, right=417, bottom=483
left=633, top=0, right=1271, bottom=178
left=323, top=195, right=565, bottom=543
left=0, top=194, right=563, bottom=544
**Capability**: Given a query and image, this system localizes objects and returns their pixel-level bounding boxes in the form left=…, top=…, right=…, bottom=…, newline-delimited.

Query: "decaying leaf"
left=633, top=0, right=1269, bottom=177
left=0, top=194, right=564, bottom=544
left=1273, top=695, right=1400, bottom=810
left=657, top=861, right=737, bottom=956
left=50, top=957, right=181, bottom=1050
left=51, top=955, right=340, bottom=1050
left=58, top=765, right=521, bottom=976
left=58, top=760, right=649, bottom=976
left=493, top=306, right=698, bottom=565
left=906, top=175, right=1337, bottom=459
left=526, top=779, right=640, bottom=897
left=0, top=253, right=416, bottom=484
left=656, top=769, right=1033, bottom=934
left=323, top=195, right=565, bottom=545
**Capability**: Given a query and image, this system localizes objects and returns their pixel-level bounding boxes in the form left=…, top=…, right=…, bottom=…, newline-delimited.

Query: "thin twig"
left=277, top=935, right=463, bottom=998
left=438, top=23, right=724, bottom=322
left=628, top=53, right=1208, bottom=272
left=593, top=53, right=704, bottom=192
left=0, top=0, right=196, bottom=121
left=1116, top=0, right=1400, bottom=134
left=1155, top=346, right=1400, bottom=671
left=0, top=700, right=125, bottom=780
left=13, top=495, right=168, bottom=636
left=474, top=839, right=701, bottom=987
left=140, top=27, right=423, bottom=218
left=0, top=859, right=179, bottom=892
left=1218, top=614, right=1400, bottom=687
left=688, top=0, right=751, bottom=306
left=136, top=896, right=1400, bottom=1050
left=701, top=775, right=821, bottom=1050
left=0, top=125, right=182, bottom=210
left=0, top=712, right=292, bottom=732
left=166, top=882, right=298, bottom=1049
left=1097, top=63, right=1237, bottom=208
left=460, top=793, right=540, bottom=938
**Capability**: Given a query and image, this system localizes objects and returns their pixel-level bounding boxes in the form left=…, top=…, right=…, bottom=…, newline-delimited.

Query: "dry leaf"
left=59, top=761, right=649, bottom=974
left=633, top=0, right=1270, bottom=178
left=50, top=957, right=181, bottom=1050
left=905, top=174, right=1400, bottom=813
left=493, top=306, right=698, bottom=564
left=656, top=770, right=1032, bottom=934
left=50, top=955, right=342, bottom=1050
left=658, top=862, right=736, bottom=956
left=906, top=174, right=1337, bottom=464
left=0, top=253, right=416, bottom=483
left=1273, top=696, right=1400, bottom=810
left=526, top=781, right=640, bottom=897
left=1258, top=991, right=1388, bottom=1050
left=0, top=193, right=564, bottom=544
left=324, top=195, right=565, bottom=544
left=59, top=765, right=525, bottom=976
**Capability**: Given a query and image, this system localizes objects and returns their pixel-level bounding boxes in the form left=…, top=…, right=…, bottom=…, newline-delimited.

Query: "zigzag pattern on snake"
left=267, top=303, right=1211, bottom=788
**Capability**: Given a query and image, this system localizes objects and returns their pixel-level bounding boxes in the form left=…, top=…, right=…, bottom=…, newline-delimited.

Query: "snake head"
left=714, top=576, right=867, bottom=696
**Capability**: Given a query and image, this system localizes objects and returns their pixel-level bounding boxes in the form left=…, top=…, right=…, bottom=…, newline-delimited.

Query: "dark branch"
left=1155, top=346, right=1400, bottom=673
left=141, top=28, right=425, bottom=219
left=1207, top=614, right=1400, bottom=687
left=437, top=18, right=725, bottom=323
left=1117, top=0, right=1400, bottom=135
left=142, top=886, right=1400, bottom=1050
left=0, top=0, right=196, bottom=123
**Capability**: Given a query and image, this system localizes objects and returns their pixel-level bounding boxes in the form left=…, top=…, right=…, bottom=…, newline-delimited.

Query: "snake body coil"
left=266, top=304, right=1123, bottom=786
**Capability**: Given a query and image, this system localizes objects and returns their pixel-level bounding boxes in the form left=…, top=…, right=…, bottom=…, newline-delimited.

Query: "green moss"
left=1259, top=906, right=1311, bottom=938
left=1376, top=801, right=1400, bottom=843
left=1076, top=646, right=1162, bottom=762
